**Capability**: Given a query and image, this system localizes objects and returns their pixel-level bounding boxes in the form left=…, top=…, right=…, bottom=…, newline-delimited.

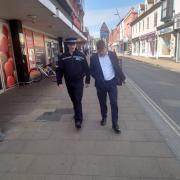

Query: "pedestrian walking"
left=90, top=40, right=126, bottom=134
left=56, top=37, right=90, bottom=129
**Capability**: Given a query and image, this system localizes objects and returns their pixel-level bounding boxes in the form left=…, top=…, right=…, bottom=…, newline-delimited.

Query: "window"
left=162, top=0, right=167, bottom=19
left=139, top=22, right=141, bottom=32
left=161, top=0, right=174, bottom=21
left=147, top=17, right=149, bottom=29
left=154, top=12, right=158, bottom=27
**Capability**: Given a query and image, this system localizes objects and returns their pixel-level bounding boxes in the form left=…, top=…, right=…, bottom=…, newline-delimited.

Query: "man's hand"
left=85, top=84, right=90, bottom=88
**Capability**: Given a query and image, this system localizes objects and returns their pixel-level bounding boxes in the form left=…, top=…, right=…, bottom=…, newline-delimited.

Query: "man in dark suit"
left=90, top=40, right=125, bottom=134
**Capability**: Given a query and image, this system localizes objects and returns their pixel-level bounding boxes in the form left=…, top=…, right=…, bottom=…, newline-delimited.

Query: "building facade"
left=123, top=9, right=138, bottom=55
left=157, top=0, right=175, bottom=59
left=0, top=0, right=86, bottom=94
left=109, top=25, right=120, bottom=52
left=131, top=0, right=161, bottom=58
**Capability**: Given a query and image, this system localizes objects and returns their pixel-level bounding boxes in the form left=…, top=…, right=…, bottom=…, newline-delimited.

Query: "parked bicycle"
left=29, top=63, right=57, bottom=82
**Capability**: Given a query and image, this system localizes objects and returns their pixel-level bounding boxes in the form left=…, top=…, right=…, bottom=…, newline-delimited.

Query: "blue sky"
left=84, top=0, right=143, bottom=38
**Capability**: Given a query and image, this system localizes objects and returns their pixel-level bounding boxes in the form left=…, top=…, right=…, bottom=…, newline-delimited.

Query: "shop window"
left=161, top=34, right=171, bottom=56
left=141, top=40, right=146, bottom=54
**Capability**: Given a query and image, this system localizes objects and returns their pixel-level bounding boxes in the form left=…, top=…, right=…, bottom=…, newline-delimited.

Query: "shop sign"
left=140, top=32, right=156, bottom=41
left=35, top=48, right=46, bottom=66
left=159, top=26, right=173, bottom=35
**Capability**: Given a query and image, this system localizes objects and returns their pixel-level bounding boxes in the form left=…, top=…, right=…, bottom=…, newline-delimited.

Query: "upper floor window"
left=161, top=0, right=174, bottom=22
left=162, top=0, right=167, bottom=19
left=154, top=12, right=158, bottom=27
left=147, top=17, right=149, bottom=29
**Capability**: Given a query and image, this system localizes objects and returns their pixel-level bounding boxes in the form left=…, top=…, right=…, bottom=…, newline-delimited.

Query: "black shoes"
left=100, top=118, right=107, bottom=126
left=112, top=124, right=121, bottom=134
left=75, top=121, right=82, bottom=129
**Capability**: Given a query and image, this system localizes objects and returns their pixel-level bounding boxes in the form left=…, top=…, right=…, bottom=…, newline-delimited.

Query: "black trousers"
left=96, top=78, right=118, bottom=127
left=66, top=80, right=84, bottom=123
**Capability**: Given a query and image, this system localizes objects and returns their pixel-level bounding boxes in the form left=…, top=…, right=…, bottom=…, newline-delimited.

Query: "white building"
left=131, top=0, right=161, bottom=58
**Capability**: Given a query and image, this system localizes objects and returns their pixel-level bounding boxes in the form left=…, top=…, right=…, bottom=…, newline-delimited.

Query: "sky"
left=84, top=0, right=143, bottom=38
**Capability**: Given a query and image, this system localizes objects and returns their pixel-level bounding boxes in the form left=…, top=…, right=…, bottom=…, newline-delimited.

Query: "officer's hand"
left=85, top=84, right=90, bottom=88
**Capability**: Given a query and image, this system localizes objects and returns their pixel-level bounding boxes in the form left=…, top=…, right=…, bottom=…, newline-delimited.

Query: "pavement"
left=117, top=54, right=180, bottom=73
left=0, top=78, right=180, bottom=180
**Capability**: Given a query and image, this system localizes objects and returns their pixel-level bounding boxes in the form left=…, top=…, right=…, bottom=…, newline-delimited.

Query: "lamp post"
left=114, top=8, right=121, bottom=21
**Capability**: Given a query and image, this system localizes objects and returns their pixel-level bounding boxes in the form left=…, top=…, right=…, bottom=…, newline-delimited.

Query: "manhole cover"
left=36, top=108, right=73, bottom=122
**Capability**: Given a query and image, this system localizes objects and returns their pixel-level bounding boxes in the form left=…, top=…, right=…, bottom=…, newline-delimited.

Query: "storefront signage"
left=140, top=32, right=156, bottom=41
left=159, top=26, right=173, bottom=35
left=33, top=32, right=45, bottom=48
left=35, top=48, right=46, bottom=66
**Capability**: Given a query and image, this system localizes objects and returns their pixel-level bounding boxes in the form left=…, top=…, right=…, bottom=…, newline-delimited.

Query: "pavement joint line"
left=126, top=76, right=180, bottom=137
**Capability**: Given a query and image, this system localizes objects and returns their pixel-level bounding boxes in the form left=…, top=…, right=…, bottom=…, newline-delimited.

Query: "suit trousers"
left=96, top=78, right=118, bottom=127
left=66, top=80, right=83, bottom=123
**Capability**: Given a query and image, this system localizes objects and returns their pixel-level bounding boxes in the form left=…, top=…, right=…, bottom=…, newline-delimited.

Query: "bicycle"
left=29, top=63, right=57, bottom=82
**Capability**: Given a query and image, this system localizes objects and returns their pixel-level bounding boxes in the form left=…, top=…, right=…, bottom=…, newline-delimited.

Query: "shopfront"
left=132, top=38, right=140, bottom=56
left=140, top=32, right=156, bottom=57
left=157, top=26, right=175, bottom=58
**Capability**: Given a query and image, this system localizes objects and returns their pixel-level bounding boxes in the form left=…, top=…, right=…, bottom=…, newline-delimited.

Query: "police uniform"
left=56, top=37, right=90, bottom=128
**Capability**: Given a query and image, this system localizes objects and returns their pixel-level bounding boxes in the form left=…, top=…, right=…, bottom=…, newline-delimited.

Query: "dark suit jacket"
left=90, top=51, right=126, bottom=89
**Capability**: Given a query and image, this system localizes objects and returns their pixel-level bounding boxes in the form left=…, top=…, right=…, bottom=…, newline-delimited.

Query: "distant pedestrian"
left=90, top=40, right=125, bottom=134
left=56, top=37, right=90, bottom=129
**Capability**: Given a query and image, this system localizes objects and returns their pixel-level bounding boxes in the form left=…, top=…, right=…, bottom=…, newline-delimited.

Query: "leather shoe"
left=75, top=121, right=82, bottom=129
left=112, top=124, right=121, bottom=134
left=100, top=118, right=107, bottom=126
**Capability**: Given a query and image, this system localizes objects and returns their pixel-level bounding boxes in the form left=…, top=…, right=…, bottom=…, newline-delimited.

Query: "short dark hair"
left=96, top=40, right=106, bottom=50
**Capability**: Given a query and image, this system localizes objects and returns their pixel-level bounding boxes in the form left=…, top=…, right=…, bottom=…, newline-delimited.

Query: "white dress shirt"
left=99, top=54, right=115, bottom=81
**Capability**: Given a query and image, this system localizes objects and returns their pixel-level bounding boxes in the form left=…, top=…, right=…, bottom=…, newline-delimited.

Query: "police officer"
left=56, top=37, right=90, bottom=129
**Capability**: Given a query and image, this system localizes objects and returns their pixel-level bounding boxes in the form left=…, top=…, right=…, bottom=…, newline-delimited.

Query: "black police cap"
left=65, top=37, right=77, bottom=44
